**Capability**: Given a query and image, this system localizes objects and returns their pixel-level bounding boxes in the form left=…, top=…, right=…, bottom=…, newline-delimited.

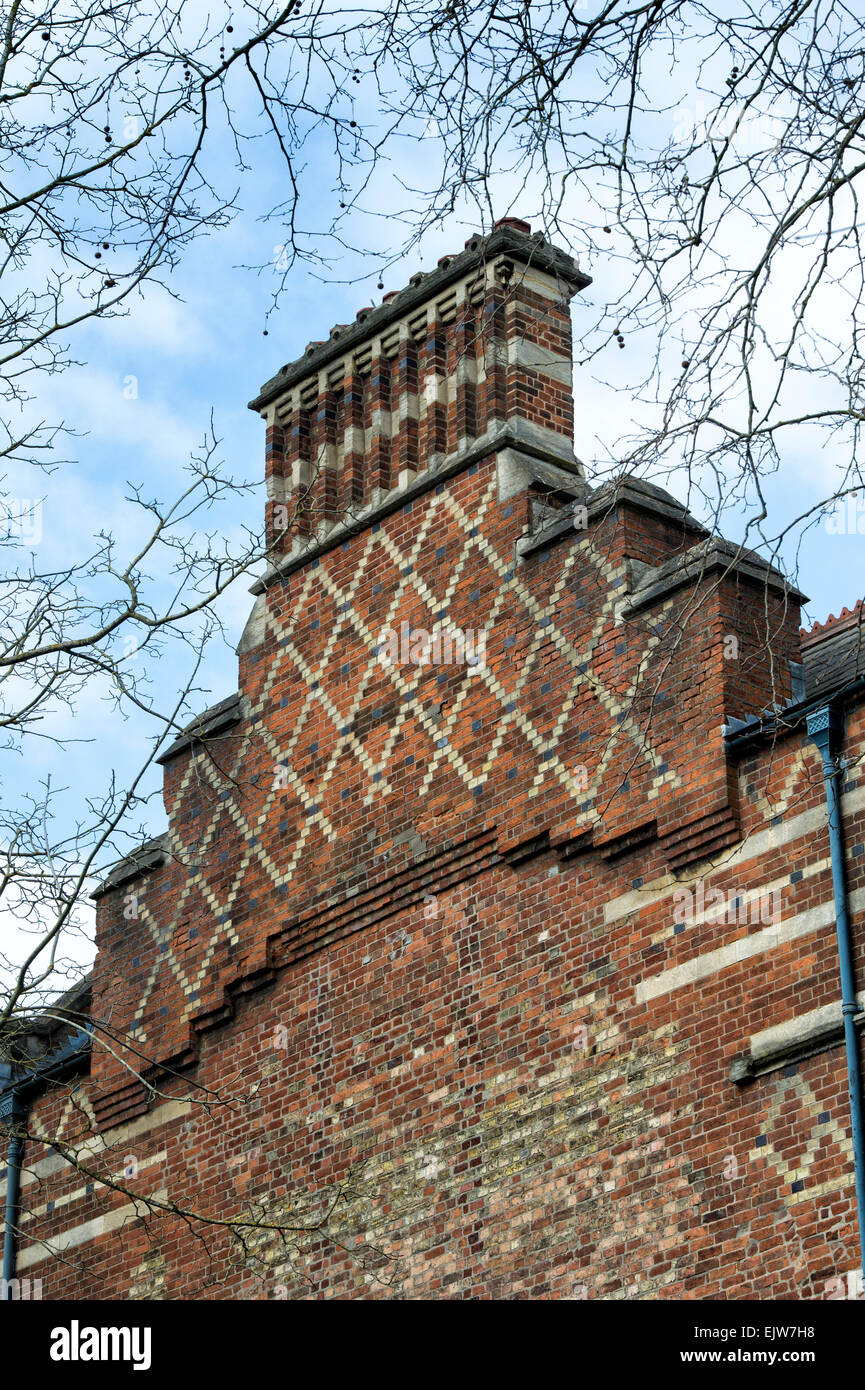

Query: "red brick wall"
left=15, top=716, right=865, bottom=1298
left=8, top=226, right=865, bottom=1300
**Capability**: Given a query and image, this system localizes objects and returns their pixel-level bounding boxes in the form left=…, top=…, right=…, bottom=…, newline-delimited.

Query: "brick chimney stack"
left=23, top=218, right=842, bottom=1307
left=248, top=219, right=592, bottom=567
left=85, top=216, right=807, bottom=1160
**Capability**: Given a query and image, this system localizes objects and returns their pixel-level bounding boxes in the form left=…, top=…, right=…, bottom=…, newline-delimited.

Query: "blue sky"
left=14, top=198, right=857, bottom=811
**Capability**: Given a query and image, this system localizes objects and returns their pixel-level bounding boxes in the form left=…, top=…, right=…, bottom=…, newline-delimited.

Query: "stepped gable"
left=88, top=221, right=805, bottom=1124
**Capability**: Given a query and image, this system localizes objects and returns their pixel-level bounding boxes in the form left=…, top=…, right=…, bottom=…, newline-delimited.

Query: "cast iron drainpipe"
left=0, top=1090, right=25, bottom=1293
left=0, top=1026, right=91, bottom=1298
left=807, top=703, right=865, bottom=1283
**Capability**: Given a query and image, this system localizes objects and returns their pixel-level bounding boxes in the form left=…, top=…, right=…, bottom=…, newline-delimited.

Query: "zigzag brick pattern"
left=8, top=221, right=865, bottom=1301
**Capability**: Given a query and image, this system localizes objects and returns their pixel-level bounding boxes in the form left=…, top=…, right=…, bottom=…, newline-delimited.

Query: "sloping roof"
left=803, top=619, right=865, bottom=699
left=90, top=833, right=169, bottom=899
left=155, top=693, right=243, bottom=765
left=0, top=973, right=92, bottom=1077
left=726, top=599, right=865, bottom=748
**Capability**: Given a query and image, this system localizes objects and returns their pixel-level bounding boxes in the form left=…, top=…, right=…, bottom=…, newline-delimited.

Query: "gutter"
left=724, top=676, right=865, bottom=756
left=806, top=703, right=865, bottom=1282
left=0, top=1026, right=91, bottom=1297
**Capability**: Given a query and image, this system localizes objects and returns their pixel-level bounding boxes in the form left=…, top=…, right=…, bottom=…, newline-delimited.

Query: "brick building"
left=2, top=219, right=865, bottom=1300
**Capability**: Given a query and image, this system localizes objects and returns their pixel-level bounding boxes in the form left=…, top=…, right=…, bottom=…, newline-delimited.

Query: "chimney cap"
left=249, top=222, right=590, bottom=413
left=494, top=217, right=531, bottom=234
